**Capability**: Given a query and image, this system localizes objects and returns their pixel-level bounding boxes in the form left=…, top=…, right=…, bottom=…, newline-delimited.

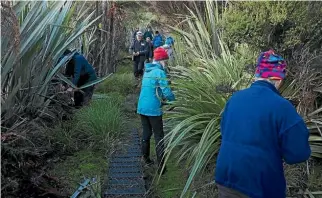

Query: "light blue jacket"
left=137, top=62, right=175, bottom=116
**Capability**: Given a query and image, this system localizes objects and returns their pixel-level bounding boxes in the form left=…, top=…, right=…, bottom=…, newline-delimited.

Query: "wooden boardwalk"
left=104, top=128, right=146, bottom=198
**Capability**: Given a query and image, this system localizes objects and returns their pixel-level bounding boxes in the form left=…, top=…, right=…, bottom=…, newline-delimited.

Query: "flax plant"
left=162, top=1, right=322, bottom=197
left=1, top=1, right=107, bottom=127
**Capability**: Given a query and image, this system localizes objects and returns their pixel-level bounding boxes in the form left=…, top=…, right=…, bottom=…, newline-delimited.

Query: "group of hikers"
left=129, top=26, right=176, bottom=174
left=58, top=25, right=311, bottom=197
left=129, top=26, right=175, bottom=82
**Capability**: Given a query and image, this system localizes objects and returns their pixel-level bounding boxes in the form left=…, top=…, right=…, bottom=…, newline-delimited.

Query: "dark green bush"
left=219, top=1, right=322, bottom=54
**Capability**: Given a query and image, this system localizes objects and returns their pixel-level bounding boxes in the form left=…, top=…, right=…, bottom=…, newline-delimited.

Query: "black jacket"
left=129, top=39, right=149, bottom=61
left=132, top=30, right=139, bottom=40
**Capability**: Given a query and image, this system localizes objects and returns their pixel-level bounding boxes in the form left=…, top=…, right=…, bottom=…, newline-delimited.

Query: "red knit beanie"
left=154, top=47, right=169, bottom=61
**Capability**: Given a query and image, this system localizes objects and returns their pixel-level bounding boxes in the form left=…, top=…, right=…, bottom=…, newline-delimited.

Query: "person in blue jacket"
left=63, top=49, right=97, bottom=107
left=152, top=31, right=163, bottom=49
left=165, top=36, right=174, bottom=47
left=137, top=47, right=175, bottom=175
left=215, top=50, right=311, bottom=198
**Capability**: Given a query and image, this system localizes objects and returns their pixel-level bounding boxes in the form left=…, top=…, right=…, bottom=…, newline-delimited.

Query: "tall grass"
left=162, top=1, right=322, bottom=197
left=46, top=93, right=125, bottom=196
left=75, top=94, right=125, bottom=152
left=95, top=73, right=135, bottom=96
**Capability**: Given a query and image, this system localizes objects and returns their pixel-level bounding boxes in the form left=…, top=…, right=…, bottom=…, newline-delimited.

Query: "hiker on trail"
left=165, top=36, right=174, bottom=47
left=152, top=31, right=163, bottom=49
left=160, top=45, right=172, bottom=74
left=62, top=49, right=97, bottom=107
left=143, top=26, right=153, bottom=41
left=215, top=50, right=311, bottom=198
left=160, top=36, right=175, bottom=73
left=137, top=47, right=175, bottom=175
left=132, top=27, right=139, bottom=41
left=162, top=36, right=174, bottom=61
left=146, top=37, right=153, bottom=62
left=129, top=31, right=149, bottom=80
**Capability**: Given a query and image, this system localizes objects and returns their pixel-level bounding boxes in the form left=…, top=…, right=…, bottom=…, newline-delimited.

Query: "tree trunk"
left=106, top=1, right=114, bottom=74
left=100, top=1, right=109, bottom=76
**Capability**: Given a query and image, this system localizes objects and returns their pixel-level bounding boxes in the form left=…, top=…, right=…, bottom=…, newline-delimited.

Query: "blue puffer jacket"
left=137, top=62, right=175, bottom=116
left=153, top=34, right=163, bottom=48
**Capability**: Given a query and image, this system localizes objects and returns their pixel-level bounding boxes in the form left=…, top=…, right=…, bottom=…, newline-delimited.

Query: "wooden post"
left=94, top=0, right=101, bottom=76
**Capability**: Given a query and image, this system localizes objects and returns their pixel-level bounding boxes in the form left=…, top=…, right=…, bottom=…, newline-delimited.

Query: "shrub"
left=218, top=1, right=322, bottom=54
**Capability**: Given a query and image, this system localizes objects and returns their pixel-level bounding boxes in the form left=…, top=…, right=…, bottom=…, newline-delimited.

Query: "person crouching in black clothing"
left=63, top=49, right=97, bottom=107
left=129, top=31, right=149, bottom=80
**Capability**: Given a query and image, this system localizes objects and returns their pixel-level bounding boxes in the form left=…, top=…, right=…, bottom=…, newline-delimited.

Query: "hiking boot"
left=142, top=140, right=153, bottom=166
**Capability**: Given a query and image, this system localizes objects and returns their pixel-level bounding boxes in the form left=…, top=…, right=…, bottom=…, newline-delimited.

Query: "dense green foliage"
left=2, top=1, right=321, bottom=197
left=219, top=1, right=322, bottom=54
left=1, top=2, right=103, bottom=196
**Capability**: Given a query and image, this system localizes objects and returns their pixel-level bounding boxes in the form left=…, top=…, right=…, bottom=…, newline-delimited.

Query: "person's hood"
left=162, top=44, right=170, bottom=49
left=145, top=62, right=163, bottom=72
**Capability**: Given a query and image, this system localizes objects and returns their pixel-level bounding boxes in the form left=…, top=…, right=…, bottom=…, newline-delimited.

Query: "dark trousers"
left=133, top=57, right=144, bottom=78
left=217, top=184, right=248, bottom=198
left=74, top=85, right=94, bottom=107
left=140, top=115, right=165, bottom=166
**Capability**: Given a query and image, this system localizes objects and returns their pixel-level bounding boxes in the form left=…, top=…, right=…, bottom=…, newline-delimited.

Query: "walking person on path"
left=152, top=31, right=163, bottom=49
left=144, top=26, right=153, bottom=41
left=137, top=47, right=175, bottom=175
left=129, top=31, right=149, bottom=81
left=61, top=49, right=97, bottom=107
left=215, top=50, right=311, bottom=198
left=132, top=27, right=139, bottom=41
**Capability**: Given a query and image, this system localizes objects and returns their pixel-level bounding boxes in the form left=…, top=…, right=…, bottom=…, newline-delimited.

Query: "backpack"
left=165, top=36, right=174, bottom=46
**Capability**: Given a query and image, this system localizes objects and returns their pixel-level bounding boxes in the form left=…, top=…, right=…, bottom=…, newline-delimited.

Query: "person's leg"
left=149, top=116, right=166, bottom=174
left=73, top=91, right=83, bottom=108
left=217, top=184, right=248, bottom=198
left=82, top=86, right=94, bottom=106
left=138, top=60, right=145, bottom=78
left=133, top=59, right=139, bottom=78
left=140, top=115, right=153, bottom=165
